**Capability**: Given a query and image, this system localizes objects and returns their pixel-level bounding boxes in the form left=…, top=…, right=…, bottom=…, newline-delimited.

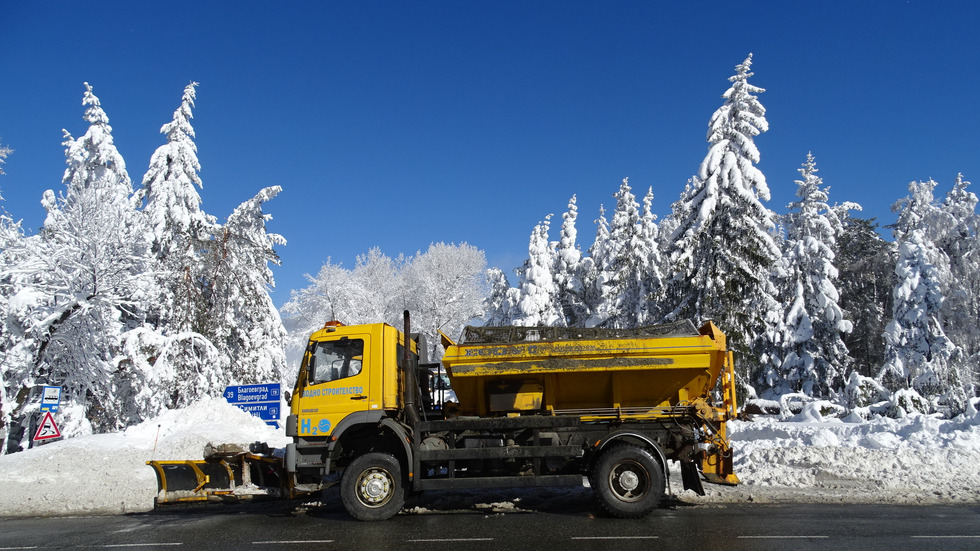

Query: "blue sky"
left=2, top=1, right=979, bottom=305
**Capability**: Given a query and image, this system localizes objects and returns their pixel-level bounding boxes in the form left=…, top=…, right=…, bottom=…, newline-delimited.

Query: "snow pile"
left=0, top=398, right=287, bottom=517
left=1, top=402, right=978, bottom=518
left=689, top=408, right=980, bottom=505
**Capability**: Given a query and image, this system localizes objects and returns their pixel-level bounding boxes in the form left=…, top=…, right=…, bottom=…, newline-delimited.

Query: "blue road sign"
left=224, top=383, right=280, bottom=404
left=224, top=383, right=281, bottom=427
left=40, top=386, right=62, bottom=412
left=235, top=402, right=281, bottom=421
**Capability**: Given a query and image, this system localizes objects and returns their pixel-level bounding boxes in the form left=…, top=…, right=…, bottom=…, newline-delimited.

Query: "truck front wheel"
left=340, top=452, right=405, bottom=521
left=591, top=444, right=665, bottom=518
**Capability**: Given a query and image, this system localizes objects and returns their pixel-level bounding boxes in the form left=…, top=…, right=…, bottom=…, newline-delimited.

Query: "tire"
left=340, top=452, right=405, bottom=521
left=591, top=444, right=665, bottom=518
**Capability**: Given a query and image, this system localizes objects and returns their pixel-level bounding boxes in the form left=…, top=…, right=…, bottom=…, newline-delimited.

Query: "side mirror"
left=284, top=390, right=292, bottom=406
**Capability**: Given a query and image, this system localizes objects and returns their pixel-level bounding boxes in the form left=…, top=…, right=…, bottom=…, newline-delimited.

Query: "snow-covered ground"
left=1, top=399, right=979, bottom=518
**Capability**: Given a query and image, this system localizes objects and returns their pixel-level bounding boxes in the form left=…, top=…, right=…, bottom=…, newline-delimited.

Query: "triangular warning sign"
left=33, top=411, right=62, bottom=441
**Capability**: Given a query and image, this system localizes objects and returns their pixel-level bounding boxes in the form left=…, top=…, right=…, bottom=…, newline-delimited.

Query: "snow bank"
left=0, top=398, right=287, bottom=517
left=1, top=403, right=978, bottom=518
left=685, top=409, right=980, bottom=505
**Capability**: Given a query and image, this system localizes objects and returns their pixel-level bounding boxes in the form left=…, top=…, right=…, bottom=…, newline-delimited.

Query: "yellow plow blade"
left=147, top=453, right=288, bottom=505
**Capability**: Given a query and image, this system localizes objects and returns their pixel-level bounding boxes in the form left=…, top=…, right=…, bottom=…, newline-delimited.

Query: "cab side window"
left=309, top=338, right=364, bottom=384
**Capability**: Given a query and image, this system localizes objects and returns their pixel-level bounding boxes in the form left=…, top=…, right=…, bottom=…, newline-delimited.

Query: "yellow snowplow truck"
left=149, top=312, right=739, bottom=520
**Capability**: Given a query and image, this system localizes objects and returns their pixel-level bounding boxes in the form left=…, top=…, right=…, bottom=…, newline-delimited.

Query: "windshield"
left=308, top=338, right=364, bottom=384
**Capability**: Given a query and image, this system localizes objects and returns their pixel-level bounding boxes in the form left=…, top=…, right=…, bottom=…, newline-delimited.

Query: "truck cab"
left=284, top=321, right=418, bottom=491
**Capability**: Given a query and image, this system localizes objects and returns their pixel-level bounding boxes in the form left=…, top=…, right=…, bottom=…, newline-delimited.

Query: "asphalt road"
left=1, top=499, right=979, bottom=551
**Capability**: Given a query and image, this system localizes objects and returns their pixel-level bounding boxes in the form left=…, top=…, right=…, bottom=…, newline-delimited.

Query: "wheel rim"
left=356, top=467, right=394, bottom=508
left=607, top=459, right=649, bottom=503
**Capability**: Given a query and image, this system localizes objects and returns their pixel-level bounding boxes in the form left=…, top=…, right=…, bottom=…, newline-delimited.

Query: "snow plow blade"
left=148, top=452, right=293, bottom=504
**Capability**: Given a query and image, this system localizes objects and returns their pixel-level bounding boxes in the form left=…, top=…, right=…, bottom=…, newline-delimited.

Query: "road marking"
left=0, top=547, right=39, bottom=550
left=408, top=538, right=494, bottom=542
left=104, top=545, right=183, bottom=548
left=911, top=535, right=980, bottom=539
left=571, top=536, right=659, bottom=540
left=253, top=541, right=335, bottom=545
left=738, top=536, right=829, bottom=539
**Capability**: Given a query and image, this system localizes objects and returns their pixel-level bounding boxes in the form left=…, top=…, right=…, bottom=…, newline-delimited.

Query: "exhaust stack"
left=403, top=310, right=420, bottom=427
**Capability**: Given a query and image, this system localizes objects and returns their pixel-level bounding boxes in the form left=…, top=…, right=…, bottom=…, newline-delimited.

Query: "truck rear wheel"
left=340, top=452, right=405, bottom=521
left=591, top=444, right=665, bottom=518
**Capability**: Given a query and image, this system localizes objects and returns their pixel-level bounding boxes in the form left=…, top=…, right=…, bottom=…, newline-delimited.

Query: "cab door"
left=298, top=331, right=376, bottom=437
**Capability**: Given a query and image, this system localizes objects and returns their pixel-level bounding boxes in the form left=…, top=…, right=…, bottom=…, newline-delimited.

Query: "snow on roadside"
left=0, top=398, right=288, bottom=517
left=1, top=401, right=978, bottom=518
left=686, top=406, right=980, bottom=506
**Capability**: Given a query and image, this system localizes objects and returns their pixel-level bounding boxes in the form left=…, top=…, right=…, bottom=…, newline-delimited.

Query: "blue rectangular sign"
left=40, top=386, right=62, bottom=412
left=224, top=383, right=281, bottom=427
left=234, top=401, right=281, bottom=422
left=224, top=383, right=280, bottom=404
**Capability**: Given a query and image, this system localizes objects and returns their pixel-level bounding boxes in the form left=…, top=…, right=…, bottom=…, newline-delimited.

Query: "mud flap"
left=680, top=461, right=705, bottom=495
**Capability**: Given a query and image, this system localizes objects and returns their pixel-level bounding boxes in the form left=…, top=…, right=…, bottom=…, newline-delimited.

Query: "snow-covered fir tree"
left=880, top=230, right=963, bottom=409
left=836, top=216, right=895, bottom=378
left=3, top=83, right=153, bottom=442
left=482, top=267, right=518, bottom=326
left=512, top=215, right=564, bottom=326
left=0, top=141, right=30, bottom=452
left=139, top=82, right=216, bottom=333
left=935, top=175, right=980, bottom=363
left=882, top=178, right=975, bottom=411
left=554, top=195, right=587, bottom=326
left=119, top=82, right=223, bottom=415
left=637, top=186, right=664, bottom=324
left=762, top=154, right=853, bottom=397
left=891, top=180, right=943, bottom=244
left=593, top=178, right=661, bottom=328
left=0, top=83, right=295, bottom=452
left=663, top=54, right=781, bottom=387
left=205, top=186, right=288, bottom=387
left=582, top=205, right=612, bottom=326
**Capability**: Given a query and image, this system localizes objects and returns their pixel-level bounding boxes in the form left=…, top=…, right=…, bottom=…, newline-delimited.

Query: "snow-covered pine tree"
left=4, top=83, right=153, bottom=437
left=883, top=177, right=975, bottom=412
left=836, top=216, right=894, bottom=378
left=119, top=83, right=231, bottom=415
left=583, top=205, right=612, bottom=326
left=139, top=82, right=217, bottom=333
left=554, top=195, right=588, bottom=327
left=935, top=175, right=980, bottom=364
left=482, top=267, right=519, bottom=326
left=663, top=54, right=781, bottom=387
left=0, top=140, right=30, bottom=452
left=891, top=180, right=943, bottom=244
left=762, top=154, right=852, bottom=397
left=638, top=187, right=664, bottom=324
left=880, top=230, right=962, bottom=410
left=205, top=186, right=288, bottom=387
left=597, top=178, right=659, bottom=328
left=512, top=215, right=564, bottom=326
